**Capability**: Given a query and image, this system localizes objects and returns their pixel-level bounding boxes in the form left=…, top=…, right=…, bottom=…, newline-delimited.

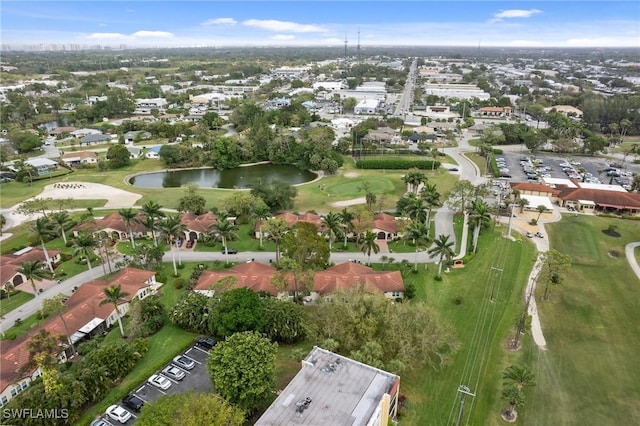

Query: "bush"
left=455, top=295, right=464, bottom=305
left=174, top=277, right=185, bottom=289
left=355, top=158, right=440, bottom=170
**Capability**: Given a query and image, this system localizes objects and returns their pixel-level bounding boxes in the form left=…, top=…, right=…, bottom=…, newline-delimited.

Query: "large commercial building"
left=256, top=347, right=400, bottom=426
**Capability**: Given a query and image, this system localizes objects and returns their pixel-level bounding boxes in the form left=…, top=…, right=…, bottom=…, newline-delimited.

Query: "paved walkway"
left=625, top=242, right=640, bottom=281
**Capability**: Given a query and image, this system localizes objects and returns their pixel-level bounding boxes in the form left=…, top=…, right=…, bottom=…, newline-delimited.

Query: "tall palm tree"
left=72, top=232, right=97, bottom=271
left=263, top=218, right=288, bottom=261
left=406, top=221, right=431, bottom=272
left=358, top=230, right=380, bottom=264
left=468, top=199, right=491, bottom=253
left=30, top=217, right=55, bottom=273
left=339, top=208, right=355, bottom=249
left=140, top=201, right=164, bottom=247
left=157, top=214, right=186, bottom=275
left=118, top=208, right=138, bottom=248
left=518, top=198, right=530, bottom=214
left=42, top=294, right=76, bottom=355
left=502, top=364, right=536, bottom=419
left=321, top=211, right=343, bottom=252
left=250, top=205, right=271, bottom=249
left=402, top=169, right=427, bottom=194
left=535, top=205, right=548, bottom=222
left=420, top=183, right=441, bottom=225
left=17, top=260, right=51, bottom=297
left=428, top=234, right=456, bottom=278
left=403, top=195, right=428, bottom=224
left=49, top=211, right=71, bottom=245
left=99, top=285, right=130, bottom=337
left=213, top=218, right=238, bottom=262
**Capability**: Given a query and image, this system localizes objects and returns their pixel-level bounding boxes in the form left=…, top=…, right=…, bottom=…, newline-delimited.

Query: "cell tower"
left=357, top=28, right=361, bottom=64
left=344, top=33, right=348, bottom=73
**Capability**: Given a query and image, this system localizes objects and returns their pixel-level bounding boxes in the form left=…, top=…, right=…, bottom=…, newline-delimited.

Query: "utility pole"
left=506, top=203, right=515, bottom=238
left=489, top=266, right=504, bottom=302
left=455, top=385, right=476, bottom=426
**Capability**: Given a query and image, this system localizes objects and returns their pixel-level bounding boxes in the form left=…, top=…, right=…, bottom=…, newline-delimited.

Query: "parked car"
left=148, top=374, right=172, bottom=390
left=186, top=240, right=194, bottom=249
left=122, top=394, right=145, bottom=412
left=105, top=405, right=132, bottom=424
left=222, top=248, right=238, bottom=254
left=162, top=365, right=186, bottom=381
left=448, top=167, right=459, bottom=172
left=195, top=337, right=217, bottom=350
left=90, top=419, right=114, bottom=426
left=176, top=238, right=183, bottom=247
left=173, top=355, right=196, bottom=370
left=535, top=232, right=544, bottom=238
left=526, top=232, right=533, bottom=238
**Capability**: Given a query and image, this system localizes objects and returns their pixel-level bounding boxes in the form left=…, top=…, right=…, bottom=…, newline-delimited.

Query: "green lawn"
left=519, top=215, right=640, bottom=425
left=400, top=230, right=536, bottom=425
left=1, top=310, right=49, bottom=340
left=0, top=291, right=35, bottom=316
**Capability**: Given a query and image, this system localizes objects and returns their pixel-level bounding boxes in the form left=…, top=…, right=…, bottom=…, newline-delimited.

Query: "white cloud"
left=242, top=19, right=327, bottom=33
left=270, top=34, right=295, bottom=41
left=201, top=17, right=237, bottom=26
left=490, top=9, right=542, bottom=23
left=131, top=31, right=174, bottom=38
left=567, top=37, right=640, bottom=47
left=322, top=37, right=343, bottom=44
left=87, top=32, right=128, bottom=39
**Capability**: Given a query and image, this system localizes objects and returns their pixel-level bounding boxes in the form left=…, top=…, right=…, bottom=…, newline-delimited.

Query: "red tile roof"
left=195, top=261, right=405, bottom=297
left=0, top=267, right=155, bottom=395
left=314, top=262, right=404, bottom=295
left=181, top=212, right=218, bottom=234
left=372, top=212, right=398, bottom=233
left=0, top=248, right=60, bottom=286
left=72, top=212, right=149, bottom=234
left=557, top=187, right=640, bottom=209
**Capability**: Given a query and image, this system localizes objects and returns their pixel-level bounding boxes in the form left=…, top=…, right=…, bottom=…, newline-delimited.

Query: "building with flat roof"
left=256, top=347, right=400, bottom=426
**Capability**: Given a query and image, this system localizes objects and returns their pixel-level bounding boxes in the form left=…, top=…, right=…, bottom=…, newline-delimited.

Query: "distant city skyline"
left=1, top=1, right=639, bottom=50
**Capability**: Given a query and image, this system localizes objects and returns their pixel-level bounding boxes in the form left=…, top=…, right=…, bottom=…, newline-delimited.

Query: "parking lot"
left=96, top=345, right=212, bottom=425
left=497, top=151, right=639, bottom=189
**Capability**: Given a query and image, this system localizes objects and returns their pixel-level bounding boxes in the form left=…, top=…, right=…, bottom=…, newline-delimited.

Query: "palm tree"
left=42, top=294, right=76, bottom=355
left=213, top=218, right=238, bottom=262
left=17, top=260, right=51, bottom=297
left=501, top=365, right=536, bottom=419
left=535, top=205, right=548, bottom=222
left=321, top=211, right=343, bottom=252
left=518, top=197, right=530, bottom=214
left=157, top=214, right=186, bottom=275
left=420, top=183, right=441, bottom=225
left=140, top=201, right=164, bottom=247
left=263, top=218, right=288, bottom=262
left=468, top=199, right=491, bottom=253
left=358, top=230, right=379, bottom=264
left=402, top=169, right=427, bottom=194
left=49, top=211, right=71, bottom=245
left=1, top=213, right=7, bottom=236
left=406, top=221, right=431, bottom=271
left=72, top=232, right=97, bottom=271
left=99, top=285, right=130, bottom=337
left=30, top=217, right=55, bottom=273
left=118, top=208, right=138, bottom=248
left=403, top=195, right=428, bottom=224
left=250, top=205, right=271, bottom=249
left=428, top=234, right=455, bottom=278
left=339, top=208, right=355, bottom=249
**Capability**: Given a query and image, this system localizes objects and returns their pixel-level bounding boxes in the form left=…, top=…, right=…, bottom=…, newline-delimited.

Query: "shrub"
left=455, top=295, right=464, bottom=305
left=355, top=159, right=440, bottom=170
left=174, top=277, right=185, bottom=289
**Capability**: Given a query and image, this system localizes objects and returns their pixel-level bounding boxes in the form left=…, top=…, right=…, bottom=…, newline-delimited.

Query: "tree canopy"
left=135, top=392, right=244, bottom=426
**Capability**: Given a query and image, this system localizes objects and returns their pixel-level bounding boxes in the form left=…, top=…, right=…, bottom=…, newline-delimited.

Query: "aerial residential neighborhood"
left=0, top=1, right=639, bottom=426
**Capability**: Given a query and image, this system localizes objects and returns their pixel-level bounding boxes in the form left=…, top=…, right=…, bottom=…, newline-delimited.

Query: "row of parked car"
left=95, top=337, right=217, bottom=425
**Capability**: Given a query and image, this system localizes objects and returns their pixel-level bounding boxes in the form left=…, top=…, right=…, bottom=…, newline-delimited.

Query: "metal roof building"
left=256, top=347, right=400, bottom=426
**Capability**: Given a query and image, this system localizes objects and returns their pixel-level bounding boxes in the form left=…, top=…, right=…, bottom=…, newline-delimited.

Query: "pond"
left=128, top=163, right=317, bottom=189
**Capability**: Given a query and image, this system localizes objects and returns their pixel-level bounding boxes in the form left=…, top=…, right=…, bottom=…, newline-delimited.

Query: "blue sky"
left=2, top=1, right=639, bottom=48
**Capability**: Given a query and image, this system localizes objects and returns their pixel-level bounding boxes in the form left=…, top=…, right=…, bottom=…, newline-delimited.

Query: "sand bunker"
left=331, top=197, right=366, bottom=207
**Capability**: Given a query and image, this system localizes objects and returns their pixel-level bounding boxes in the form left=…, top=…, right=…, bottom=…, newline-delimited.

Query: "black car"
left=222, top=248, right=238, bottom=254
left=195, top=337, right=217, bottom=350
left=122, top=394, right=145, bottom=412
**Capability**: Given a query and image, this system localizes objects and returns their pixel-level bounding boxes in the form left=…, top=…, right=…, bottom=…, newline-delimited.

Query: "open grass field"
left=519, top=215, right=640, bottom=426
left=400, top=230, right=536, bottom=425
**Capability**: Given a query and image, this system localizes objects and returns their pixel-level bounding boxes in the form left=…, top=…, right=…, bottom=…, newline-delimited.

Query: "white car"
left=106, top=405, right=132, bottom=424
left=162, top=365, right=186, bottom=381
left=148, top=374, right=172, bottom=390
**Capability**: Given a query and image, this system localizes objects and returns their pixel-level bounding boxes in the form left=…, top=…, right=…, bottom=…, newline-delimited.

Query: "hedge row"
left=355, top=159, right=440, bottom=170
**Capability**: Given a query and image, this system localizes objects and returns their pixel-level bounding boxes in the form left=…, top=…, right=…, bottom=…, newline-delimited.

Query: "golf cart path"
left=625, top=242, right=640, bottom=281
